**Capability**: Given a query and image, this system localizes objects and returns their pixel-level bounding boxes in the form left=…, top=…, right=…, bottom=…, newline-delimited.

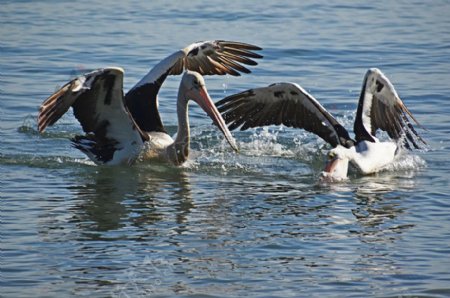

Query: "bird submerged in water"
left=38, top=40, right=263, bottom=165
left=216, top=68, right=426, bottom=181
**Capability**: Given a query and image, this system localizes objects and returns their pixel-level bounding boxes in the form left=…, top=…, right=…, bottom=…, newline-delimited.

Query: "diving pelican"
left=216, top=68, right=426, bottom=180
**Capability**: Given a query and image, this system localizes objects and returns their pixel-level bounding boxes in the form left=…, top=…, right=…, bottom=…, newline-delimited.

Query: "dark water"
left=2, top=1, right=450, bottom=297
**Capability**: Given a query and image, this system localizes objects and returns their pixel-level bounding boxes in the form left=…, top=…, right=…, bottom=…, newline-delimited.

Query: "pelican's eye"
left=328, top=152, right=336, bottom=160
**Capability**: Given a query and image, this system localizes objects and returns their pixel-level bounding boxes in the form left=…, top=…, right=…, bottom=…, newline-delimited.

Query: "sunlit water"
left=2, top=1, right=450, bottom=297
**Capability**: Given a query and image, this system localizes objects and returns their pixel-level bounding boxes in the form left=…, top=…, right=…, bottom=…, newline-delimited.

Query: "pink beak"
left=324, top=157, right=339, bottom=173
left=320, top=156, right=348, bottom=182
left=188, top=86, right=238, bottom=152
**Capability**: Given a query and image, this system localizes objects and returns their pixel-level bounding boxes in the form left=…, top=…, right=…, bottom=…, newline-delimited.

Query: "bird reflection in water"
left=67, top=165, right=193, bottom=239
left=351, top=172, right=416, bottom=237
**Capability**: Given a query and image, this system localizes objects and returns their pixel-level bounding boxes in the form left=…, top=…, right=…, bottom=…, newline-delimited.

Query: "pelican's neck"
left=167, top=91, right=190, bottom=165
left=175, top=95, right=190, bottom=146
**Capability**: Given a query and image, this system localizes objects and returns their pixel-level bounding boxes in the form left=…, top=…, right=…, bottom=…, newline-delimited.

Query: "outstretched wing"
left=170, top=40, right=263, bottom=76
left=38, top=67, right=148, bottom=165
left=354, top=68, right=426, bottom=149
left=125, top=40, right=263, bottom=133
left=216, top=83, right=354, bottom=148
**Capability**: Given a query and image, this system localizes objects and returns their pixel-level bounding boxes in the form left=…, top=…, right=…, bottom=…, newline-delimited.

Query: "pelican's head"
left=180, top=71, right=238, bottom=151
left=320, top=145, right=351, bottom=182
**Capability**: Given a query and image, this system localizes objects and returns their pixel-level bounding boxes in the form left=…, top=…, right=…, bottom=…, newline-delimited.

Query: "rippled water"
left=2, top=1, right=450, bottom=297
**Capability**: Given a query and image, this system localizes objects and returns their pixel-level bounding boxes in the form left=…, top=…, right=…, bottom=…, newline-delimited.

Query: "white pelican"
left=38, top=68, right=237, bottom=165
left=38, top=40, right=262, bottom=165
left=216, top=68, right=426, bottom=181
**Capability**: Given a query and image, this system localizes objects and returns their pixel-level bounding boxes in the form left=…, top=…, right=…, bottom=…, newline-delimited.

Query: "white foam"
left=383, top=153, right=426, bottom=172
left=240, top=127, right=294, bottom=157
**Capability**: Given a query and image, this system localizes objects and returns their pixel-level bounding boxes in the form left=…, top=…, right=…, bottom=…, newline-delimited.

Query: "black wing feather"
left=216, top=83, right=354, bottom=148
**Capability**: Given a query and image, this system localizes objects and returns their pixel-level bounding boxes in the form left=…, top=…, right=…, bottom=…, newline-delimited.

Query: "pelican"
left=38, top=40, right=262, bottom=165
left=216, top=68, right=426, bottom=181
left=38, top=68, right=237, bottom=165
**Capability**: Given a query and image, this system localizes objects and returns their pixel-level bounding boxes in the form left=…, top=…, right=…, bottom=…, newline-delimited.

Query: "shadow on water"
left=61, top=164, right=195, bottom=239
left=19, top=147, right=421, bottom=243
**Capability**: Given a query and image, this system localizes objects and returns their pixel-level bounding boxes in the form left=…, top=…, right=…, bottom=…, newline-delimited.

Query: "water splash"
left=241, top=127, right=294, bottom=157
left=11, top=116, right=428, bottom=181
left=0, top=153, right=95, bottom=169
left=384, top=152, right=426, bottom=172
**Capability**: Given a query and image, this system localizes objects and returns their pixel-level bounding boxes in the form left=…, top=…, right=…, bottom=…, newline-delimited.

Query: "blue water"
left=2, top=1, right=450, bottom=297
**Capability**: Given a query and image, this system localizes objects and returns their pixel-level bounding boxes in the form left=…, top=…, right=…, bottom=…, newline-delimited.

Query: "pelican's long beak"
left=189, top=86, right=238, bottom=152
left=324, top=157, right=339, bottom=174
left=320, top=157, right=348, bottom=182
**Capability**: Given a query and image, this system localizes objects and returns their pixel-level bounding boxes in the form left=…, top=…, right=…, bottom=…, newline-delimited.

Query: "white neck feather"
left=175, top=96, right=190, bottom=146
left=166, top=90, right=190, bottom=165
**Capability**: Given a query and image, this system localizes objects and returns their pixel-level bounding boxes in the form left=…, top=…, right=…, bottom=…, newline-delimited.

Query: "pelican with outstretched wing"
left=216, top=68, right=425, bottom=180
left=38, top=40, right=262, bottom=165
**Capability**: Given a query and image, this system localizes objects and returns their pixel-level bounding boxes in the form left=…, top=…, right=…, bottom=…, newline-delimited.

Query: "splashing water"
left=239, top=127, right=294, bottom=157
left=384, top=151, right=427, bottom=172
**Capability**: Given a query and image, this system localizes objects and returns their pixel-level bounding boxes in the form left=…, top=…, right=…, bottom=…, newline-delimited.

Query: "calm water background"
left=1, top=1, right=450, bottom=297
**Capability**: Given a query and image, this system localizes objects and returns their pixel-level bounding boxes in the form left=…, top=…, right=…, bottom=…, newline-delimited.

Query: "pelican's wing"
left=216, top=83, right=354, bottom=148
left=38, top=67, right=148, bottom=165
left=170, top=40, right=263, bottom=76
left=125, top=40, right=263, bottom=133
left=354, top=68, right=425, bottom=149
